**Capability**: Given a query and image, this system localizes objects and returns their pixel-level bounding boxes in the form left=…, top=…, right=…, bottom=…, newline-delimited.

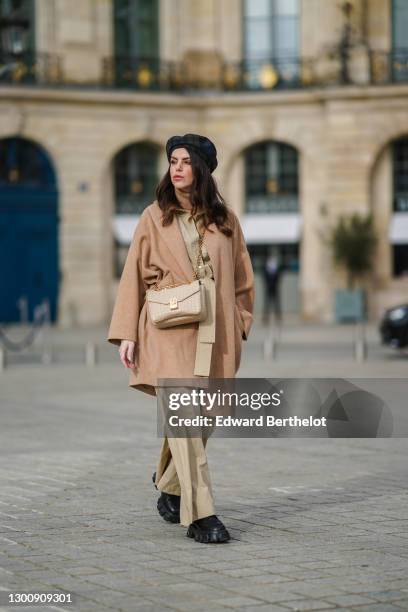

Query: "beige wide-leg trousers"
left=154, top=386, right=216, bottom=527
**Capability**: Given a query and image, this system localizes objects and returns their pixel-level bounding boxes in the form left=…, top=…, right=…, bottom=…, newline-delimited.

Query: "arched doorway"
left=0, top=137, right=59, bottom=322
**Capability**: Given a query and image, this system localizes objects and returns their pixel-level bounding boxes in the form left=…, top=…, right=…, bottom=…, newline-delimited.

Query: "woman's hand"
left=119, top=340, right=136, bottom=369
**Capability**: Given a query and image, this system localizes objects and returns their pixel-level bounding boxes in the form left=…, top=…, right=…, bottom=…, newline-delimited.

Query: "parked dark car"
left=379, top=304, right=408, bottom=348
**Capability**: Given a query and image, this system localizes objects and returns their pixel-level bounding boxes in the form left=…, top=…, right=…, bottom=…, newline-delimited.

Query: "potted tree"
left=325, top=212, right=378, bottom=322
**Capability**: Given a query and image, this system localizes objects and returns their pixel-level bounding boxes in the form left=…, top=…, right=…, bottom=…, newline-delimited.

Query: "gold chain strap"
left=193, top=230, right=205, bottom=280
left=151, top=224, right=206, bottom=291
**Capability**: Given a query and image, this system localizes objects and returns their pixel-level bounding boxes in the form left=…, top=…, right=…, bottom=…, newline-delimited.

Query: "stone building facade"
left=1, top=0, right=408, bottom=326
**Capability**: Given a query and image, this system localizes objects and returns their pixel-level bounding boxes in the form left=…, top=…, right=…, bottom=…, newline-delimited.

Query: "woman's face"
left=169, top=147, right=194, bottom=190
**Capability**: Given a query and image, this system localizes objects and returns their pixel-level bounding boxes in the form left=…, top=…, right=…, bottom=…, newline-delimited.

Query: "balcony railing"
left=0, top=51, right=62, bottom=85
left=102, top=56, right=182, bottom=91
left=101, top=55, right=306, bottom=91
left=2, top=49, right=408, bottom=92
left=369, top=49, right=408, bottom=85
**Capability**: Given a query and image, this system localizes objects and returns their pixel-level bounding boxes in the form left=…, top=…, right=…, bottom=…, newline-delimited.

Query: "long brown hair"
left=155, top=146, right=233, bottom=237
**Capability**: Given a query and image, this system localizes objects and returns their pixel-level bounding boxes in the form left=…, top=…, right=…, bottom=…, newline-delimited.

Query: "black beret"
left=166, top=133, right=218, bottom=173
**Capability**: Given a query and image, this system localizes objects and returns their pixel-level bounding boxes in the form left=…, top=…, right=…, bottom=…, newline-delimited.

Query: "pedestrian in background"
left=263, top=252, right=283, bottom=325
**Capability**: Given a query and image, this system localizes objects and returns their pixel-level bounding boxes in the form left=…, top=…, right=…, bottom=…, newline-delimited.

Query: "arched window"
left=242, top=0, right=300, bottom=89
left=113, top=0, right=159, bottom=88
left=114, top=142, right=159, bottom=215
left=245, top=141, right=298, bottom=213
left=393, top=137, right=408, bottom=213
left=112, top=142, right=159, bottom=277
left=392, top=136, right=408, bottom=277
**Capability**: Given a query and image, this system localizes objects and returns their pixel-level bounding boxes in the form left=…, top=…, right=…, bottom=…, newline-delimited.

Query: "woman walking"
left=107, top=133, right=255, bottom=543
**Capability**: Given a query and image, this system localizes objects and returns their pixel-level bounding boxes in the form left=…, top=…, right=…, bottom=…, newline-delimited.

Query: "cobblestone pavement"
left=0, top=322, right=408, bottom=611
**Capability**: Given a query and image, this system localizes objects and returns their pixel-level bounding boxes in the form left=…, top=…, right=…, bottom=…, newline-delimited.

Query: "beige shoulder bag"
left=145, top=228, right=207, bottom=328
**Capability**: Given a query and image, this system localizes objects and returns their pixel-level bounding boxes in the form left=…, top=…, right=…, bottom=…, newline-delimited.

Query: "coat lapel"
left=150, top=201, right=196, bottom=282
left=150, top=201, right=219, bottom=285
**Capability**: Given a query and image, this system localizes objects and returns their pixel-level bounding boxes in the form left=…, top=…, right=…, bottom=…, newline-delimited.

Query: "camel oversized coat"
left=107, top=200, right=255, bottom=397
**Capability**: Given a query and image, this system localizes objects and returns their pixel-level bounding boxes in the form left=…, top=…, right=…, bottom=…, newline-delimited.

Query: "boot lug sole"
left=186, top=524, right=230, bottom=543
left=157, top=496, right=180, bottom=524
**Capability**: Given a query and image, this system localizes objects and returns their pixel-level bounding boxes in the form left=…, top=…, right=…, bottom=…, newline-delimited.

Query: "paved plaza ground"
left=0, top=320, right=408, bottom=611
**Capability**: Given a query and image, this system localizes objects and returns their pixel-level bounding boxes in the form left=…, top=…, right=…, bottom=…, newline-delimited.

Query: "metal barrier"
left=263, top=320, right=368, bottom=362
left=0, top=299, right=51, bottom=370
left=353, top=321, right=367, bottom=362
left=0, top=300, right=102, bottom=370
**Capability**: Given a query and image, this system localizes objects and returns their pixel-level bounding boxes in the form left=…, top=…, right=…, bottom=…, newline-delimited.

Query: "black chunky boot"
left=187, top=515, right=230, bottom=543
left=152, top=472, right=180, bottom=524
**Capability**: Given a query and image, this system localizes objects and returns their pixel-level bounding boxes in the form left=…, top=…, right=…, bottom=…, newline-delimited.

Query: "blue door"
left=0, top=138, right=59, bottom=323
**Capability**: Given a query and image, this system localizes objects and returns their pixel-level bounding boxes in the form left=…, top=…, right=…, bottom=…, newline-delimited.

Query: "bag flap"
left=146, top=280, right=201, bottom=306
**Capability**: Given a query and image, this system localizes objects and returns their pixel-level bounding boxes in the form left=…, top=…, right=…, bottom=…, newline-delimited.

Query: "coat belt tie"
left=194, top=275, right=216, bottom=376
